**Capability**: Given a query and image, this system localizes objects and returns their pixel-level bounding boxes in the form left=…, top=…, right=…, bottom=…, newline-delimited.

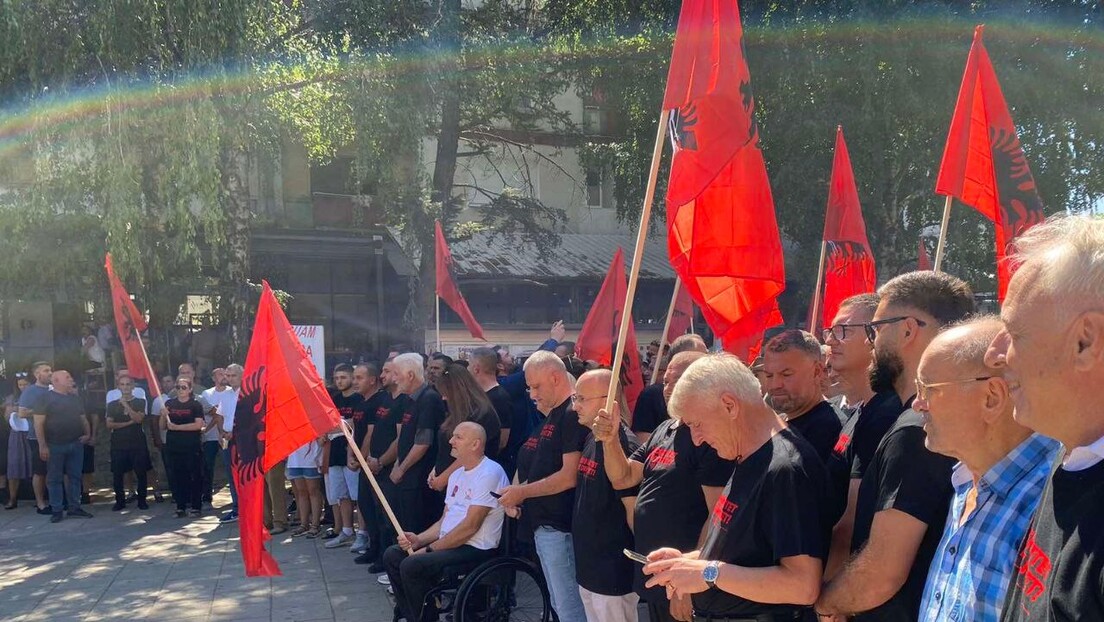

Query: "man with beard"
left=426, top=353, right=453, bottom=387
left=984, top=216, right=1104, bottom=622
left=631, top=334, right=709, bottom=444
left=761, top=329, right=843, bottom=463
left=817, top=271, right=974, bottom=621
left=595, top=350, right=736, bottom=622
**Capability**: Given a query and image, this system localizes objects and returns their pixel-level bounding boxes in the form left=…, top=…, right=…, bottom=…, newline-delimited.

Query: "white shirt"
left=202, top=386, right=239, bottom=438
left=440, top=457, right=510, bottom=551
left=106, top=387, right=147, bottom=408
left=1061, top=434, right=1104, bottom=472
left=288, top=439, right=323, bottom=469
left=151, top=394, right=171, bottom=443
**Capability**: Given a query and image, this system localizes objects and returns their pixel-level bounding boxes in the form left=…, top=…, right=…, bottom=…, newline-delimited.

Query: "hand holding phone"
left=623, top=549, right=649, bottom=564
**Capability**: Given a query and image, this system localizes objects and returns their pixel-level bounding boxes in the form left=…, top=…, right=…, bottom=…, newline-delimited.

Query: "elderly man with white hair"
left=984, top=215, right=1104, bottom=622
left=389, top=353, right=446, bottom=534
left=643, top=354, right=830, bottom=621
left=496, top=351, right=588, bottom=622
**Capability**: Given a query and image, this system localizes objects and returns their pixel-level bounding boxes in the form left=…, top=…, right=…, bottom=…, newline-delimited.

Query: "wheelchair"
left=398, top=518, right=557, bottom=622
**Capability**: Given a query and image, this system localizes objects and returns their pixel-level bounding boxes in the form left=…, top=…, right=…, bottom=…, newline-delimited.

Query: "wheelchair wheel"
left=453, top=556, right=555, bottom=622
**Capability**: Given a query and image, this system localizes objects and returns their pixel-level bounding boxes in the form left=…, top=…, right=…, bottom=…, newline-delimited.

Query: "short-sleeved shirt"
left=785, top=400, right=844, bottom=465
left=631, top=418, right=738, bottom=602
left=201, top=387, right=238, bottom=435
left=515, top=398, right=588, bottom=534
left=370, top=392, right=404, bottom=459
left=435, top=406, right=502, bottom=474
left=825, top=391, right=904, bottom=523
left=353, top=389, right=392, bottom=447
left=164, top=398, right=205, bottom=452
left=631, top=383, right=668, bottom=434
left=106, top=397, right=148, bottom=451
left=573, top=424, right=641, bottom=596
left=695, top=428, right=830, bottom=617
left=19, top=384, right=50, bottom=441
left=441, top=457, right=510, bottom=551
left=851, top=409, right=955, bottom=621
left=396, top=384, right=445, bottom=489
left=328, top=390, right=364, bottom=467
left=37, top=391, right=87, bottom=445
left=486, top=385, right=514, bottom=445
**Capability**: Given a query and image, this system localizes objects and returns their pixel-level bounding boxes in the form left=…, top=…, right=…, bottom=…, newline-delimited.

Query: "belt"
left=693, top=611, right=803, bottom=622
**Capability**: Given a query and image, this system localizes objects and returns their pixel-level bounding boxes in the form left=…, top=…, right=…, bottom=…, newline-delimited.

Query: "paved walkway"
left=0, top=490, right=394, bottom=622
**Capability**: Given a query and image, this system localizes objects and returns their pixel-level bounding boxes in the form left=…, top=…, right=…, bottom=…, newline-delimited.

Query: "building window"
left=586, top=168, right=603, bottom=208
left=583, top=105, right=604, bottom=134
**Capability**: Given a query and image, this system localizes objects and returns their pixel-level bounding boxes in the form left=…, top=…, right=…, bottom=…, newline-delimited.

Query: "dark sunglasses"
left=864, top=316, right=927, bottom=342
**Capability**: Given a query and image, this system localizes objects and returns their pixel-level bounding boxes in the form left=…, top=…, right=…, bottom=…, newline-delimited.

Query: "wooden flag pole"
left=933, top=195, right=953, bottom=272
left=808, top=240, right=828, bottom=334
left=435, top=294, right=442, bottom=353
left=603, top=110, right=671, bottom=415
left=339, top=419, right=409, bottom=549
left=650, top=277, right=682, bottom=386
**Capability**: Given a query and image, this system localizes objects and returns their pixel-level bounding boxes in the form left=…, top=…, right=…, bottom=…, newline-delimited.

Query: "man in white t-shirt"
left=200, top=369, right=238, bottom=507
left=217, top=364, right=244, bottom=523
left=382, top=421, right=509, bottom=622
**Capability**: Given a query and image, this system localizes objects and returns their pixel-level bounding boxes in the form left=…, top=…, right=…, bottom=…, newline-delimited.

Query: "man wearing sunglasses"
left=817, top=271, right=974, bottom=621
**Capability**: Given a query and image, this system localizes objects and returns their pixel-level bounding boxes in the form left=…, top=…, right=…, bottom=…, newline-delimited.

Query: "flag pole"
left=435, top=294, right=441, bottom=353
left=603, top=110, right=670, bottom=415
left=808, top=240, right=828, bottom=334
left=650, top=277, right=681, bottom=386
left=339, top=420, right=409, bottom=550
left=134, top=331, right=161, bottom=399
left=933, top=195, right=953, bottom=272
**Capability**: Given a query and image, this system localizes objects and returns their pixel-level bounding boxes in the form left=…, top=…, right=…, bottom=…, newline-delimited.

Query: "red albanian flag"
left=818, top=127, right=876, bottom=332
left=918, top=237, right=933, bottom=271
left=233, top=281, right=342, bottom=576
left=936, top=25, right=1045, bottom=301
left=576, top=248, right=643, bottom=411
left=104, top=254, right=160, bottom=398
left=435, top=221, right=485, bottom=340
left=663, top=0, right=785, bottom=363
left=662, top=281, right=696, bottom=346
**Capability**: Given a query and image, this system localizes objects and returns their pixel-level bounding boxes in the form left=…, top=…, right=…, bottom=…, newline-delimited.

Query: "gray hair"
left=523, top=350, right=566, bottom=375
left=1009, top=214, right=1104, bottom=305
left=226, top=363, right=243, bottom=374
left=392, top=353, right=425, bottom=382
left=934, top=315, right=1006, bottom=376
left=669, top=353, right=762, bottom=417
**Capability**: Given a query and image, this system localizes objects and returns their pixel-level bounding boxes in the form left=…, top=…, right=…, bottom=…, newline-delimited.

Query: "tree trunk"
left=220, top=144, right=252, bottom=362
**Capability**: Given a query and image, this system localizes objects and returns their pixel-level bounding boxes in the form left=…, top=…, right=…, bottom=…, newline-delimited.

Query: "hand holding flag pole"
left=338, top=419, right=409, bottom=551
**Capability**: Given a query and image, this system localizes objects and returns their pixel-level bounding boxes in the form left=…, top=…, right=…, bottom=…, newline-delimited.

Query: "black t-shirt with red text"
left=851, top=409, right=954, bottom=621
left=573, top=424, right=640, bottom=596
left=695, top=428, right=830, bottom=617
left=825, top=391, right=903, bottom=524
left=631, top=417, right=737, bottom=603
left=1001, top=457, right=1104, bottom=622
left=515, top=398, right=588, bottom=534
left=328, top=390, right=364, bottom=467
left=785, top=400, right=843, bottom=465
left=360, top=390, right=397, bottom=458
left=165, top=398, right=205, bottom=452
left=396, top=385, right=445, bottom=489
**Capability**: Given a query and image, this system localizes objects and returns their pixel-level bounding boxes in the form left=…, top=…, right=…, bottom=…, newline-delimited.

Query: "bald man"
left=916, top=317, right=1059, bottom=622
left=33, top=370, right=93, bottom=522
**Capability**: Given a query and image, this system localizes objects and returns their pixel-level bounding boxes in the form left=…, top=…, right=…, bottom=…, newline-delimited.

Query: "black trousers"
left=111, top=447, right=151, bottom=504
left=383, top=543, right=495, bottom=622
left=165, top=446, right=203, bottom=511
left=359, top=468, right=398, bottom=557
left=396, top=484, right=443, bottom=534
left=647, top=599, right=678, bottom=622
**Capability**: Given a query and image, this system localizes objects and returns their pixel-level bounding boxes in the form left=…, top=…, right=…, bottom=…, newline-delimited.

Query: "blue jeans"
left=221, top=446, right=238, bottom=511
left=47, top=441, right=85, bottom=513
left=533, top=526, right=586, bottom=622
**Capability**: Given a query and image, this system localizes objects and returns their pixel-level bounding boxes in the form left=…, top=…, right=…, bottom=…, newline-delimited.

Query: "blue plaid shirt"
left=919, top=433, right=1060, bottom=622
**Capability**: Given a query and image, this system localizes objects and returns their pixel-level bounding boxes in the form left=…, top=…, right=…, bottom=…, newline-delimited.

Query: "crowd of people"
left=1, top=214, right=1100, bottom=622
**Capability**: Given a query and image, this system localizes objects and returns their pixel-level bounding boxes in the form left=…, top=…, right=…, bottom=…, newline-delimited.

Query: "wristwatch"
left=702, top=561, right=720, bottom=588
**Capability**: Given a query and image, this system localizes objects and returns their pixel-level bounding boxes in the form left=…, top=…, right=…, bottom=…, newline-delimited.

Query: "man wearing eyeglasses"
left=817, top=271, right=974, bottom=621
left=914, top=316, right=1059, bottom=622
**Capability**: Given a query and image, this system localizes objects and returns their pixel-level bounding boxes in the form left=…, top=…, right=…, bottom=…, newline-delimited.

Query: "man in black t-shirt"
left=389, top=353, right=446, bottom=533
left=349, top=362, right=387, bottom=562
left=33, top=371, right=94, bottom=521
left=817, top=270, right=975, bottom=621
left=497, top=351, right=587, bottom=622
left=643, top=354, right=829, bottom=619
left=596, top=350, right=734, bottom=622
left=368, top=360, right=406, bottom=573
left=323, top=364, right=364, bottom=547
left=631, top=334, right=709, bottom=445
left=105, top=374, right=151, bottom=511
left=762, top=329, right=844, bottom=464
left=570, top=369, right=642, bottom=620
left=469, top=348, right=514, bottom=461
left=983, top=216, right=1104, bottom=622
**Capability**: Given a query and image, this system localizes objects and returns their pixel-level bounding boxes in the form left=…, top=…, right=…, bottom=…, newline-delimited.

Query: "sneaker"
left=137, top=501, right=150, bottom=510
left=189, top=509, right=202, bottom=517
left=36, top=506, right=53, bottom=516
left=219, top=511, right=239, bottom=523
left=112, top=502, right=126, bottom=512
left=324, top=531, right=354, bottom=549
left=354, top=552, right=377, bottom=565
left=321, top=528, right=338, bottom=540
left=350, top=533, right=370, bottom=554
left=377, top=573, right=391, bottom=586
left=50, top=512, right=63, bottom=523
left=68, top=508, right=93, bottom=519
left=386, top=585, right=393, bottom=596
left=368, top=561, right=387, bottom=573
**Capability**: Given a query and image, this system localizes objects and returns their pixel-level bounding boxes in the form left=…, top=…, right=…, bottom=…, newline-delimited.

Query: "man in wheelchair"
left=383, top=421, right=511, bottom=622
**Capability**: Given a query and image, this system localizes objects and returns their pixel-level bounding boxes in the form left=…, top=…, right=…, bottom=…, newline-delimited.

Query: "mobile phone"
left=489, top=490, right=502, bottom=499
left=623, top=549, right=649, bottom=564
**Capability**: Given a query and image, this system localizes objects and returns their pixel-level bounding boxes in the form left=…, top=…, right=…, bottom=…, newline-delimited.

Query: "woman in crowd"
left=288, top=437, right=325, bottom=537
left=4, top=373, right=30, bottom=509
left=427, top=363, right=501, bottom=491
left=160, top=377, right=205, bottom=517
